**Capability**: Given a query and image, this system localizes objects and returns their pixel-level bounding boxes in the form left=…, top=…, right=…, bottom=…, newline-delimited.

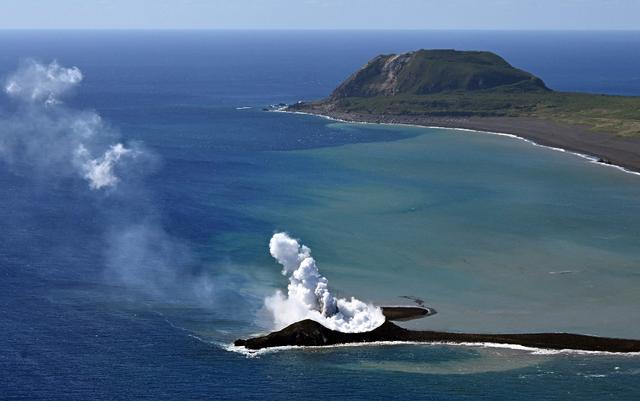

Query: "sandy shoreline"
left=284, top=107, right=640, bottom=175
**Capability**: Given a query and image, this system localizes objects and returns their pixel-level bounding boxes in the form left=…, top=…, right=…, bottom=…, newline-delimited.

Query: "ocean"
left=1, top=30, right=639, bottom=400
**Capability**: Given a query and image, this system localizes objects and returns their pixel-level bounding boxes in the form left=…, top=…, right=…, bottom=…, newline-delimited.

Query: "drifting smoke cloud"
left=104, top=222, right=215, bottom=305
left=0, top=60, right=236, bottom=311
left=75, top=143, right=132, bottom=190
left=0, top=60, right=137, bottom=190
left=5, top=60, right=82, bottom=105
left=265, top=232, right=385, bottom=333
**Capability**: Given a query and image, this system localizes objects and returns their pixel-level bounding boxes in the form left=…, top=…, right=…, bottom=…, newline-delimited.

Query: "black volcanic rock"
left=234, top=320, right=408, bottom=349
left=235, top=319, right=640, bottom=352
left=381, top=306, right=435, bottom=321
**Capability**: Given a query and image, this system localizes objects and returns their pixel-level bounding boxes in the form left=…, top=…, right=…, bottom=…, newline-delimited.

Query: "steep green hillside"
left=330, top=49, right=549, bottom=99
left=294, top=49, right=640, bottom=137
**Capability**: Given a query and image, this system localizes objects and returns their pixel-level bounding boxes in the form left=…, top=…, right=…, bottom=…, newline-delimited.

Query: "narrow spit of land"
left=235, top=319, right=640, bottom=353
left=288, top=49, right=640, bottom=172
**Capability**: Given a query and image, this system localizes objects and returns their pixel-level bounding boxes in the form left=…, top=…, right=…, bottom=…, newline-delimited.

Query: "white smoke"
left=5, top=60, right=82, bottom=105
left=0, top=59, right=242, bottom=312
left=1, top=60, right=136, bottom=190
left=0, top=59, right=248, bottom=315
left=75, top=143, right=134, bottom=190
left=265, top=232, right=385, bottom=333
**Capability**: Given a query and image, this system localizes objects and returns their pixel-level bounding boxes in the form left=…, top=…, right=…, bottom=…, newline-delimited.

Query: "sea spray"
left=265, top=232, right=385, bottom=333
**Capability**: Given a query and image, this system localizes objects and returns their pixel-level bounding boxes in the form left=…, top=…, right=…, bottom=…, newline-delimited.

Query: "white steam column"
left=265, top=232, right=385, bottom=333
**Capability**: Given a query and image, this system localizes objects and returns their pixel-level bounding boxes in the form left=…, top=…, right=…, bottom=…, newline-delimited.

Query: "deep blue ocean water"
left=1, top=31, right=640, bottom=400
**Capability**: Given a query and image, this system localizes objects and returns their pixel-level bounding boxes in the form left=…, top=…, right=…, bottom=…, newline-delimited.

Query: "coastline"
left=228, top=339, right=640, bottom=358
left=235, top=319, right=640, bottom=353
left=282, top=108, right=640, bottom=176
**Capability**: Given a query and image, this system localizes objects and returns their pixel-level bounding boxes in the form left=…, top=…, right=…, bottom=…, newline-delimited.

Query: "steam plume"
left=5, top=60, right=82, bottom=105
left=75, top=143, right=134, bottom=190
left=1, top=60, right=135, bottom=190
left=0, top=60, right=229, bottom=309
left=265, top=232, right=385, bottom=333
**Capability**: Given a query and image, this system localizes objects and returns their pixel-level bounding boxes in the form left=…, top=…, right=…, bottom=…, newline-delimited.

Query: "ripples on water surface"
left=1, top=30, right=640, bottom=400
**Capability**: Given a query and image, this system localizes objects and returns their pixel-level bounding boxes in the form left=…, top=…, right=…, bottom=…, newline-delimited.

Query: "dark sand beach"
left=288, top=107, right=640, bottom=173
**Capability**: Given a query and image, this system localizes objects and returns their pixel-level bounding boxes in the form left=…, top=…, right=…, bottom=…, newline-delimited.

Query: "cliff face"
left=330, top=49, right=549, bottom=99
left=235, top=319, right=640, bottom=352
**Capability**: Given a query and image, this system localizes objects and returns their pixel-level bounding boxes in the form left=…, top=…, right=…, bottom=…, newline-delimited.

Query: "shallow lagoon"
left=2, top=31, right=640, bottom=400
left=235, top=116, right=640, bottom=338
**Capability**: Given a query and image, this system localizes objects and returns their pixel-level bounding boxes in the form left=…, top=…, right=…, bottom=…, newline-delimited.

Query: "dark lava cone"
left=235, top=319, right=640, bottom=352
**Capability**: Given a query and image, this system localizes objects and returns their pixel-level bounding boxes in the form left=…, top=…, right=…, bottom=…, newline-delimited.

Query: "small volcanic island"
left=235, top=306, right=640, bottom=353
left=243, top=233, right=640, bottom=353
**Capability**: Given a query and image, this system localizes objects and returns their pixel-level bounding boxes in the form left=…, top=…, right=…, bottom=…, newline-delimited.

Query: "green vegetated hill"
left=330, top=49, right=549, bottom=98
left=304, top=49, right=640, bottom=137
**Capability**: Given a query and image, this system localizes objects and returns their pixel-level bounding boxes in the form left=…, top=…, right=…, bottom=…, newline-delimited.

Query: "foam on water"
left=226, top=339, right=640, bottom=358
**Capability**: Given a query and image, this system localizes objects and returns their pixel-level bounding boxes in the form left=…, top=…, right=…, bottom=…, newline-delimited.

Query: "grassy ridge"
left=314, top=49, right=640, bottom=137
left=327, top=91, right=640, bottom=137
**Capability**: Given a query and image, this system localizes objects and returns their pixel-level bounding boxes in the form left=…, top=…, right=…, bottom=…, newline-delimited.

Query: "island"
left=240, top=50, right=640, bottom=353
left=235, top=319, right=640, bottom=353
left=288, top=49, right=640, bottom=171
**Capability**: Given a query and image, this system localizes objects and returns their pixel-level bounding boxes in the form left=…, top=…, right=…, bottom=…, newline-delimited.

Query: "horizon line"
left=1, top=28, right=639, bottom=32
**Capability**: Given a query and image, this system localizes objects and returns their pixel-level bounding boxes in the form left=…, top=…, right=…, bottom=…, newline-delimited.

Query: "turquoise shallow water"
left=227, top=117, right=640, bottom=338
left=1, top=31, right=640, bottom=400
